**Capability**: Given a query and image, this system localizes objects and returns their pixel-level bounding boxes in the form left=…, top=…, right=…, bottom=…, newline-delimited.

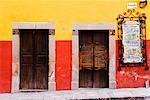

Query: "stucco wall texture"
left=0, top=0, right=150, bottom=93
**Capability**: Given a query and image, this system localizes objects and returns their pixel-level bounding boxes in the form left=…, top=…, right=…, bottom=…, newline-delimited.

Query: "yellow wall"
left=0, top=0, right=149, bottom=40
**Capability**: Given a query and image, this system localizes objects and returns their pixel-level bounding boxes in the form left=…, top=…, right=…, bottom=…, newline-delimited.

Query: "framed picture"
left=122, top=20, right=143, bottom=63
left=116, top=9, right=148, bottom=70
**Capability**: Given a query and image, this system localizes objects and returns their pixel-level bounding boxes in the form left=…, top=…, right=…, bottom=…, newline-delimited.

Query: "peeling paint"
left=119, top=71, right=150, bottom=80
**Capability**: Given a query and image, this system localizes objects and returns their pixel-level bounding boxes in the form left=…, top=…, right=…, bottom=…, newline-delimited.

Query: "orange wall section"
left=0, top=0, right=149, bottom=41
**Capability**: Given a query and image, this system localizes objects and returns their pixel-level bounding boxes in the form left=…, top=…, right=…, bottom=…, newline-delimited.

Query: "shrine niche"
left=116, top=9, right=148, bottom=71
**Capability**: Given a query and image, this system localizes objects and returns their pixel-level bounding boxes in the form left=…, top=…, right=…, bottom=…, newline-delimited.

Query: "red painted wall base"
left=0, top=41, right=12, bottom=93
left=116, top=40, right=150, bottom=88
left=1, top=39, right=150, bottom=92
left=56, top=40, right=72, bottom=90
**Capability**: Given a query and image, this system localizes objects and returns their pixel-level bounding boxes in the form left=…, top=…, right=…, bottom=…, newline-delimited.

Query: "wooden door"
left=93, top=32, right=109, bottom=88
left=20, top=29, right=49, bottom=90
left=20, top=30, right=34, bottom=89
left=79, top=30, right=109, bottom=88
left=79, top=32, right=93, bottom=88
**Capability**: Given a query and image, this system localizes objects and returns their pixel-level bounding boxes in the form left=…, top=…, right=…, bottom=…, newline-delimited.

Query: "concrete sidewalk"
left=0, top=88, right=150, bottom=100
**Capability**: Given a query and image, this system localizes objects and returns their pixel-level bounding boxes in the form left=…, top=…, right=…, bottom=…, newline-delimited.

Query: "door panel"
left=80, top=32, right=92, bottom=44
left=35, top=55, right=47, bottom=64
left=34, top=66, right=47, bottom=89
left=80, top=45, right=93, bottom=69
left=34, top=30, right=48, bottom=89
left=20, top=30, right=33, bottom=54
left=79, top=32, right=93, bottom=70
left=93, top=70, right=108, bottom=88
left=20, top=29, right=48, bottom=90
left=94, top=32, right=108, bottom=70
left=34, top=30, right=48, bottom=54
left=79, top=70, right=93, bottom=88
left=22, top=55, right=33, bottom=64
left=20, top=30, right=34, bottom=89
left=79, top=30, right=109, bottom=88
left=20, top=64, right=33, bottom=89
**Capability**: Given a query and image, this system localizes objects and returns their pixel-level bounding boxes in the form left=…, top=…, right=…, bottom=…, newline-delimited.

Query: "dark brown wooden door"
left=20, top=29, right=49, bottom=90
left=79, top=30, right=109, bottom=88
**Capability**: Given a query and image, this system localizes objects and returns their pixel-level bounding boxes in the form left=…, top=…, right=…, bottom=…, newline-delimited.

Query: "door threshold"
left=78, top=88, right=110, bottom=90
left=19, top=89, right=48, bottom=92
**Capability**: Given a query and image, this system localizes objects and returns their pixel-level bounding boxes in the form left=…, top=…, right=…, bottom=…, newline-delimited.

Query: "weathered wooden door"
left=20, top=29, right=49, bottom=90
left=79, top=30, right=109, bottom=88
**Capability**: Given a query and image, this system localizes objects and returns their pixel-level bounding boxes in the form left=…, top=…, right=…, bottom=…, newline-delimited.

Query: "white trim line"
left=72, top=23, right=116, bottom=30
left=12, top=22, right=55, bottom=29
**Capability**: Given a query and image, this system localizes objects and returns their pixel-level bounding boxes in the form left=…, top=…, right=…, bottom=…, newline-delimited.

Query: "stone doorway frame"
left=72, top=23, right=116, bottom=89
left=12, top=22, right=56, bottom=92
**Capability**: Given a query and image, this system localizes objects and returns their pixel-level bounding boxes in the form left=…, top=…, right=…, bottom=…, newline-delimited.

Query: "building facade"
left=0, top=0, right=150, bottom=93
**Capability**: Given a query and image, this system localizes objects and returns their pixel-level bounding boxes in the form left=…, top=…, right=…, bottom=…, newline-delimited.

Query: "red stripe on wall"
left=56, top=40, right=72, bottom=90
left=116, top=40, right=150, bottom=88
left=0, top=41, right=12, bottom=93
